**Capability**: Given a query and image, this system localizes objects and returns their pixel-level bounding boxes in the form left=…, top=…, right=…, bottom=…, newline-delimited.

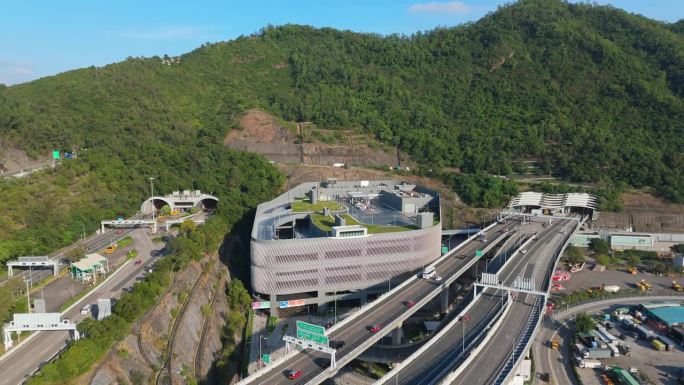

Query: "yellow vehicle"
left=170, top=209, right=181, bottom=216
left=587, top=286, right=602, bottom=295
left=628, top=267, right=638, bottom=275
left=550, top=339, right=559, bottom=349
left=636, top=280, right=652, bottom=291
left=672, top=281, right=683, bottom=292
left=104, top=244, right=117, bottom=254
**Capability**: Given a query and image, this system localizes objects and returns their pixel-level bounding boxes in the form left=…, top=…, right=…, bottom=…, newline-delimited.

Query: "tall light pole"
left=460, top=314, right=470, bottom=352
left=148, top=177, right=155, bottom=221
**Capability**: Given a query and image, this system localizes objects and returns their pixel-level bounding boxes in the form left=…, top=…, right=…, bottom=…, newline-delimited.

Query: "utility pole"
left=460, top=314, right=470, bottom=352
left=25, top=279, right=30, bottom=312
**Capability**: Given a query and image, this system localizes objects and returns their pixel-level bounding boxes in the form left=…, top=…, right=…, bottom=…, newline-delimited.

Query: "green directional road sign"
left=475, top=249, right=484, bottom=257
left=296, top=321, right=325, bottom=335
left=52, top=150, right=60, bottom=160
left=297, top=329, right=329, bottom=345
left=262, top=354, right=270, bottom=364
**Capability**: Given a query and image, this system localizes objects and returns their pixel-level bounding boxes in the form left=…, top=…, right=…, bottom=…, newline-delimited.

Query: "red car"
left=405, top=300, right=416, bottom=308
left=370, top=324, right=382, bottom=333
left=286, top=370, right=303, bottom=380
left=134, top=259, right=142, bottom=266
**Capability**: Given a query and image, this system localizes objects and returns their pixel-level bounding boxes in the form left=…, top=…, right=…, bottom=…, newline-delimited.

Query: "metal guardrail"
left=492, top=216, right=585, bottom=385
left=549, top=290, right=684, bottom=319
left=236, top=219, right=509, bottom=385
left=297, top=233, right=514, bottom=385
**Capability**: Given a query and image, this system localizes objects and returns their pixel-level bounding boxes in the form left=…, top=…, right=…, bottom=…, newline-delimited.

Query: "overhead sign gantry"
left=6, top=256, right=58, bottom=277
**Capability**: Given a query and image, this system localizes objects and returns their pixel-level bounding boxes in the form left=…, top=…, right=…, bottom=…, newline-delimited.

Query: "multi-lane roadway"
left=0, top=229, right=162, bottom=385
left=452, top=218, right=577, bottom=385
left=241, top=219, right=523, bottom=385
left=0, top=214, right=148, bottom=287
left=379, top=218, right=566, bottom=385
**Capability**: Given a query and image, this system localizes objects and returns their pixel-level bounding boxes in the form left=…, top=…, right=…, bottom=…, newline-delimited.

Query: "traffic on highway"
left=0, top=228, right=165, bottom=385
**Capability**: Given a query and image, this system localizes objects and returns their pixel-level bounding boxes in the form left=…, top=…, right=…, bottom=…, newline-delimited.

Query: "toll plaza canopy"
left=508, top=192, right=597, bottom=213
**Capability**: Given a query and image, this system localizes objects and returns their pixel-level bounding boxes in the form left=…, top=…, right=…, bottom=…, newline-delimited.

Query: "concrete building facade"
left=250, top=180, right=441, bottom=313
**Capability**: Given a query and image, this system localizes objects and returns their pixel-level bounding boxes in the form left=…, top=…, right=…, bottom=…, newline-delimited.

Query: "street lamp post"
left=460, top=314, right=470, bottom=352
left=148, top=177, right=155, bottom=221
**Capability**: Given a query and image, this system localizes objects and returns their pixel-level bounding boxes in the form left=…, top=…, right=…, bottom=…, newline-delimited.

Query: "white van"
left=422, top=266, right=436, bottom=279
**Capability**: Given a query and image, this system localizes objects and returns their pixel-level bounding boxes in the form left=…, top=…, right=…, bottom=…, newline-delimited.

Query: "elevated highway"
left=445, top=218, right=579, bottom=385
left=377, top=218, right=570, bottom=385
left=238, top=218, right=522, bottom=385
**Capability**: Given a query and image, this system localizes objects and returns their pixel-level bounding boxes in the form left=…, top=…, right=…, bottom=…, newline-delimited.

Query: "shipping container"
left=615, top=368, right=640, bottom=385
left=584, top=348, right=612, bottom=359
left=635, top=325, right=656, bottom=340
left=657, top=335, right=675, bottom=351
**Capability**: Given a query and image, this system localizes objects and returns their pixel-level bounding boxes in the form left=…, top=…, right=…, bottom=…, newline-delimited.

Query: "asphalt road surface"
left=0, top=229, right=161, bottom=385
left=533, top=296, right=684, bottom=385
left=384, top=219, right=569, bottom=385
left=242, top=220, right=517, bottom=385
left=452, top=218, right=576, bottom=385
left=0, top=214, right=150, bottom=287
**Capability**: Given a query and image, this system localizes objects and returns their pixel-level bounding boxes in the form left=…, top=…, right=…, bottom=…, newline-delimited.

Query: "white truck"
left=580, top=360, right=603, bottom=369
left=604, top=285, right=620, bottom=293
left=422, top=266, right=436, bottom=279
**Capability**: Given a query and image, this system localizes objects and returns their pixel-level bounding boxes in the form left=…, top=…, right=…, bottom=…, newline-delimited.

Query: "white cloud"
left=117, top=26, right=210, bottom=40
left=408, top=1, right=471, bottom=14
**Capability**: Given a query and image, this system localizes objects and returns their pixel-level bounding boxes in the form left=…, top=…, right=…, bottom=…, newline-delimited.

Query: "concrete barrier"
left=439, top=296, right=514, bottom=384
left=0, top=255, right=137, bottom=364
left=237, top=218, right=510, bottom=385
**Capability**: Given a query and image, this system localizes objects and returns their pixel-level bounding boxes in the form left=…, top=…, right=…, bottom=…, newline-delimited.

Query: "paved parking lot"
left=577, top=318, right=684, bottom=385
left=554, top=265, right=682, bottom=295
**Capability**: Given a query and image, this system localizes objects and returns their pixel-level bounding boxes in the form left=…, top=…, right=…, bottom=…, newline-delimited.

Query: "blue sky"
left=1, top=0, right=681, bottom=85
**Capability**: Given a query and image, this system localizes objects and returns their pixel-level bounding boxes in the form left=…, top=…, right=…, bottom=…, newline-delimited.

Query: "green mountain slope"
left=0, top=0, right=681, bottom=259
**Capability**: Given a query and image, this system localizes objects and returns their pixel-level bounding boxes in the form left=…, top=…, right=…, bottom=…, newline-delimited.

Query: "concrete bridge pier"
left=391, top=323, right=403, bottom=345
left=269, top=294, right=278, bottom=316
left=359, top=291, right=368, bottom=306
left=440, top=287, right=449, bottom=313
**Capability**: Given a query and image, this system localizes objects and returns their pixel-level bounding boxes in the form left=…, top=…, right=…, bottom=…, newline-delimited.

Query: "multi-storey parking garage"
left=250, top=180, right=441, bottom=313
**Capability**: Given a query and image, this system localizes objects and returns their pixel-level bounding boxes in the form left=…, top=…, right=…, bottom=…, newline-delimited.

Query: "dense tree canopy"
left=0, top=0, right=682, bottom=261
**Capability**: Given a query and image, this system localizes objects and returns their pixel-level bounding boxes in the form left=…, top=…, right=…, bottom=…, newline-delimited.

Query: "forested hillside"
left=0, top=0, right=683, bottom=260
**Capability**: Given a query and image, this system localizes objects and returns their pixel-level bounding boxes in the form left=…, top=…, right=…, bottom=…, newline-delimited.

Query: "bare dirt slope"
left=224, top=108, right=295, bottom=145
left=0, top=147, right=50, bottom=173
left=225, top=109, right=400, bottom=168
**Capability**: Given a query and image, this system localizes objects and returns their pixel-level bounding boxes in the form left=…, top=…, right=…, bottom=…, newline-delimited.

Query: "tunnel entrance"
left=151, top=198, right=170, bottom=210
left=200, top=198, right=218, bottom=211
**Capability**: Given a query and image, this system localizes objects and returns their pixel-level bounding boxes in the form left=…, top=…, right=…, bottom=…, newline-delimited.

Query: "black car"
left=330, top=340, right=345, bottom=350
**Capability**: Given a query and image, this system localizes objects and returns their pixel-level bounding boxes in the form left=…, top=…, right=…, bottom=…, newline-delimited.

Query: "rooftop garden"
left=291, top=199, right=343, bottom=213
left=310, top=213, right=416, bottom=234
